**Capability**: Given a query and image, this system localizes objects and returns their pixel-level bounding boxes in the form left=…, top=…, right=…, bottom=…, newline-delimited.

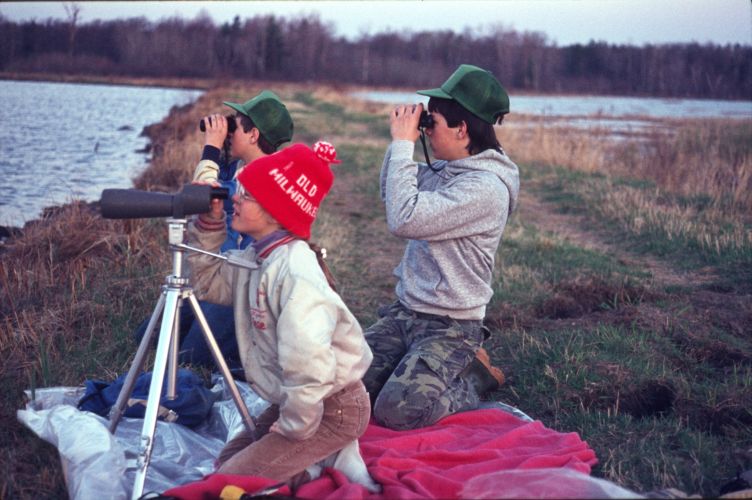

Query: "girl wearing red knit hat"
left=186, top=141, right=376, bottom=491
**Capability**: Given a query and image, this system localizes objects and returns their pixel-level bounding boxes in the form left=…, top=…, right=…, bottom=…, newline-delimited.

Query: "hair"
left=427, top=98, right=503, bottom=156
left=248, top=197, right=338, bottom=292
left=307, top=242, right=338, bottom=292
left=238, top=114, right=277, bottom=154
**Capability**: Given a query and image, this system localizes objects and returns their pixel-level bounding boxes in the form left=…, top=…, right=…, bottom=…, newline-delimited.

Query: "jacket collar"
left=252, top=229, right=297, bottom=261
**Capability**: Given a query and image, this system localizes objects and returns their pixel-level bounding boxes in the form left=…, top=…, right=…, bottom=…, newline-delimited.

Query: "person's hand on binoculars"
left=390, top=103, right=423, bottom=143
left=192, top=180, right=224, bottom=220
left=202, top=113, right=230, bottom=149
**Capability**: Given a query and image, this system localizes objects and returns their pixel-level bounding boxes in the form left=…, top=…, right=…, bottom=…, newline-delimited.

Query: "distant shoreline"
left=3, top=73, right=751, bottom=103
left=0, top=72, right=214, bottom=91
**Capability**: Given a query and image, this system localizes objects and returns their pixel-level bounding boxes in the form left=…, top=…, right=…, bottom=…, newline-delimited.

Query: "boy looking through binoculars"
left=362, top=64, right=520, bottom=430
left=134, top=90, right=295, bottom=371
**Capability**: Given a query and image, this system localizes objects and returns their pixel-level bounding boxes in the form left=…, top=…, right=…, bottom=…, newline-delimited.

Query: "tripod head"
left=164, top=218, right=257, bottom=271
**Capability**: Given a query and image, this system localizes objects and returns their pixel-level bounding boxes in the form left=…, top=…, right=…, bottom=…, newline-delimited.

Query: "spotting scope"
left=100, top=185, right=229, bottom=219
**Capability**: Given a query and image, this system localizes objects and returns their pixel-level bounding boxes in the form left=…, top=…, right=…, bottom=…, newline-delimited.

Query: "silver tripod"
left=108, top=218, right=256, bottom=500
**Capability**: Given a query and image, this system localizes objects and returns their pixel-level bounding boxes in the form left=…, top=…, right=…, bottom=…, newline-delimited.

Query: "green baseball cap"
left=417, top=64, right=510, bottom=124
left=224, top=90, right=294, bottom=148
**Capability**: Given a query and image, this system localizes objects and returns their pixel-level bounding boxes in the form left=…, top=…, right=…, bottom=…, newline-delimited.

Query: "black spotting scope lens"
left=210, top=186, right=230, bottom=200
left=199, top=114, right=237, bottom=134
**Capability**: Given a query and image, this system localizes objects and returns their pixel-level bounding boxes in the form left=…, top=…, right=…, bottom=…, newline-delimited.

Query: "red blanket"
left=165, top=408, right=597, bottom=499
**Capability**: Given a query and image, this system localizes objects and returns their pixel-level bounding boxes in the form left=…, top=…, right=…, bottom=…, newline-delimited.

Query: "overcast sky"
left=1, top=0, right=750, bottom=46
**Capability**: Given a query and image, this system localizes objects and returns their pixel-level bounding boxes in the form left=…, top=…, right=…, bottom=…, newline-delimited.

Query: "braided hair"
left=307, top=242, right=337, bottom=292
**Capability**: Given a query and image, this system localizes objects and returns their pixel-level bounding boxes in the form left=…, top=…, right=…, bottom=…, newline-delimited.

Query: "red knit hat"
left=237, top=141, right=340, bottom=239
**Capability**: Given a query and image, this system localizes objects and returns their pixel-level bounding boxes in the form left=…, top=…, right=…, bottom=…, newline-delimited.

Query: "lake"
left=352, top=90, right=752, bottom=136
left=352, top=90, right=752, bottom=119
left=0, top=80, right=202, bottom=227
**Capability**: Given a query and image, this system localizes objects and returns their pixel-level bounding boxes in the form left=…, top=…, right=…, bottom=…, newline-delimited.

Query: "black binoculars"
left=418, top=110, right=434, bottom=129
left=199, top=114, right=237, bottom=134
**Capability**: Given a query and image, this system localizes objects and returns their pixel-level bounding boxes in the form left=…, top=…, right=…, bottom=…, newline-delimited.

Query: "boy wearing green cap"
left=174, top=90, right=294, bottom=369
left=195, top=89, right=294, bottom=189
left=362, top=64, right=520, bottom=430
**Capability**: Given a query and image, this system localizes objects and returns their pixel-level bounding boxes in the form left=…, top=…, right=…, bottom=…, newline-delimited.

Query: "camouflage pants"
left=362, top=301, right=485, bottom=430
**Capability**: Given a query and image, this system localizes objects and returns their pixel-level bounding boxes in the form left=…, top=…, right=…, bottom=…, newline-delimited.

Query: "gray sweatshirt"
left=380, top=140, right=520, bottom=320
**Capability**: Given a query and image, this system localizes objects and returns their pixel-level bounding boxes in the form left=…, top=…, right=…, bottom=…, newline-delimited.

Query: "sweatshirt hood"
left=443, top=149, right=520, bottom=214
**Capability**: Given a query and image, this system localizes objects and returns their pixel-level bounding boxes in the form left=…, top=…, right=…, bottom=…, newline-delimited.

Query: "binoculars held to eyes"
left=418, top=110, right=434, bottom=129
left=199, top=114, right=238, bottom=134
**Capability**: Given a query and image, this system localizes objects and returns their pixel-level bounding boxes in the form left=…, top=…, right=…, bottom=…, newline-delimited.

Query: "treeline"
left=1, top=12, right=750, bottom=99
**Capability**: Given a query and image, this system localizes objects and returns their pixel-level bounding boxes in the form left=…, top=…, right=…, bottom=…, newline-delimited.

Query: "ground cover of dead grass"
left=503, top=113, right=752, bottom=213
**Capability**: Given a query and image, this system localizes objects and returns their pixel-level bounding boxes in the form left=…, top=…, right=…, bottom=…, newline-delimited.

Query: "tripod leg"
left=109, top=292, right=167, bottom=434
left=131, top=288, right=180, bottom=500
left=186, top=292, right=256, bottom=434
left=166, top=295, right=182, bottom=400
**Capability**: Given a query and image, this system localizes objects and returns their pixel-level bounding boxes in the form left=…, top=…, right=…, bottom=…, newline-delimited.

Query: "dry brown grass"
left=594, top=186, right=752, bottom=257
left=0, top=204, right=167, bottom=379
left=0, top=71, right=216, bottom=90
left=501, top=115, right=752, bottom=214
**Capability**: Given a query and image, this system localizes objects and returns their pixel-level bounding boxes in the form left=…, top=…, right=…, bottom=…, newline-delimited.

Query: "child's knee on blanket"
left=373, top=386, right=447, bottom=430
left=307, top=440, right=381, bottom=493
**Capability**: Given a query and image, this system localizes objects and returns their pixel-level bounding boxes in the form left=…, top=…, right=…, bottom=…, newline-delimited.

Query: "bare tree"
left=63, top=2, right=82, bottom=57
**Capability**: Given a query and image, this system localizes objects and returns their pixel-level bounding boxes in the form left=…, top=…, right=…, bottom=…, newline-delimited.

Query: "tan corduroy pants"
left=216, top=381, right=370, bottom=487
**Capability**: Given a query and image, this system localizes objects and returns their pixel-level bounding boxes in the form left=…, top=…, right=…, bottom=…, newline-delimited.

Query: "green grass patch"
left=484, top=320, right=751, bottom=497
left=292, top=91, right=390, bottom=141
left=523, top=163, right=752, bottom=290
left=492, top=218, right=650, bottom=313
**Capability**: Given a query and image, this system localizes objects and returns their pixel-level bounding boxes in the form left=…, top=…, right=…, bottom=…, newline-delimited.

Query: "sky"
left=1, top=0, right=750, bottom=46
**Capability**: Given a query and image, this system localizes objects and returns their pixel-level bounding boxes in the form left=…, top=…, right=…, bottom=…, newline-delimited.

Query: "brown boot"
left=462, top=348, right=505, bottom=396
left=476, top=348, right=505, bottom=386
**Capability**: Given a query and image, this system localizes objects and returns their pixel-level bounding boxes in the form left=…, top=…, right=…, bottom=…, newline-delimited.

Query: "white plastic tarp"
left=18, top=377, right=642, bottom=500
left=18, top=376, right=268, bottom=499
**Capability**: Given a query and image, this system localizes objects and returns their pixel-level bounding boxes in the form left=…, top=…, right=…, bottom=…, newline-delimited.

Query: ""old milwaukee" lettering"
left=269, top=166, right=319, bottom=217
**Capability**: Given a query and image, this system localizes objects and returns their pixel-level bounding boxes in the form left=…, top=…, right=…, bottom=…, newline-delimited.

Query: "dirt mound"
left=536, top=276, right=653, bottom=320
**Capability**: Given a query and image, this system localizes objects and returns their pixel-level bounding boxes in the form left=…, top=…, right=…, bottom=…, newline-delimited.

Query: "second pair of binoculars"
left=199, top=114, right=238, bottom=134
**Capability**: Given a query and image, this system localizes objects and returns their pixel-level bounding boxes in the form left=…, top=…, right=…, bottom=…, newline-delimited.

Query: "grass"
left=529, top=163, right=751, bottom=289
left=502, top=115, right=752, bottom=212
left=483, top=116, right=752, bottom=494
left=1, top=81, right=751, bottom=498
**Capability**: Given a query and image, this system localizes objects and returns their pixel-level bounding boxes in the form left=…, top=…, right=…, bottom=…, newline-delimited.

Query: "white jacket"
left=186, top=220, right=373, bottom=440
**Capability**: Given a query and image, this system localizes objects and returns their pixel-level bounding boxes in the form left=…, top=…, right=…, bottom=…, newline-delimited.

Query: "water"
left=352, top=90, right=752, bottom=138
left=352, top=90, right=752, bottom=119
left=0, top=80, right=203, bottom=227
